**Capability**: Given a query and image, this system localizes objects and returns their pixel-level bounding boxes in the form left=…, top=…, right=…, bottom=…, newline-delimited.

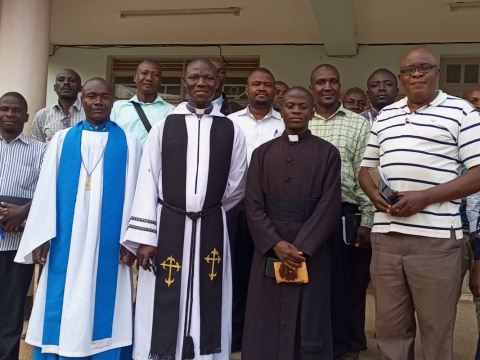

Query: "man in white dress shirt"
left=227, top=67, right=285, bottom=352
left=124, top=58, right=247, bottom=360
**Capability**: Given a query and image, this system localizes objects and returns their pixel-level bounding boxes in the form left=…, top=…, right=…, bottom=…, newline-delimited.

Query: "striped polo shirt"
left=0, top=133, right=46, bottom=251
left=361, top=90, right=480, bottom=239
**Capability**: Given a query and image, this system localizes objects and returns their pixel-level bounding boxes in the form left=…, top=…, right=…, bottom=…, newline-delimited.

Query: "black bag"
left=132, top=102, right=152, bottom=133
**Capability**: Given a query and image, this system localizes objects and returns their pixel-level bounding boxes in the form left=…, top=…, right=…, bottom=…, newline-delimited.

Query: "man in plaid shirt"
left=309, top=64, right=375, bottom=360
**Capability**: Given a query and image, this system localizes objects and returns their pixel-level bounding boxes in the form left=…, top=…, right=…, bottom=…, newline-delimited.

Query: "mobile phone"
left=148, top=257, right=158, bottom=276
left=378, top=180, right=400, bottom=205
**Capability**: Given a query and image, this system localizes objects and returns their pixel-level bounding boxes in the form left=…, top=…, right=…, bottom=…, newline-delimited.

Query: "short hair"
left=247, top=68, right=275, bottom=83
left=186, top=58, right=217, bottom=74
left=0, top=92, right=28, bottom=112
left=310, top=64, right=340, bottom=83
left=137, top=60, right=162, bottom=72
left=283, top=86, right=314, bottom=106
left=344, top=87, right=366, bottom=97
left=82, top=77, right=114, bottom=96
left=56, top=68, right=81, bottom=84
left=367, top=68, right=398, bottom=87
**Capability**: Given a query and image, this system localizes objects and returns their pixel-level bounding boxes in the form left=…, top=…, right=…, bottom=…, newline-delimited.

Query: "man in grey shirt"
left=32, top=69, right=84, bottom=143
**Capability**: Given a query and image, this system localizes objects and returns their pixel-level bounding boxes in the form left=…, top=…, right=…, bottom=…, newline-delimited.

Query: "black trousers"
left=330, top=203, right=371, bottom=359
left=0, top=251, right=34, bottom=360
left=226, top=202, right=254, bottom=352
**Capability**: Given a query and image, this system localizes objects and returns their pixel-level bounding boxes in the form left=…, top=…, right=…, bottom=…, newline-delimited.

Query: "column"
left=0, top=0, right=52, bottom=135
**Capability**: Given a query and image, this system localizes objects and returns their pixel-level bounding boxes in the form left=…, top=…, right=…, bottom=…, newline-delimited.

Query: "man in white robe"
left=123, top=59, right=247, bottom=360
left=15, top=78, right=142, bottom=360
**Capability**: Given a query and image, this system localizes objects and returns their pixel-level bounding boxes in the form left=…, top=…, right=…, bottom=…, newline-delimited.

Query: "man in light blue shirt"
left=111, top=60, right=174, bottom=147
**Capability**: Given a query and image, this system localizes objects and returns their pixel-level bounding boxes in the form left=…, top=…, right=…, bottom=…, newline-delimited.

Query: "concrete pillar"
left=0, top=0, right=52, bottom=135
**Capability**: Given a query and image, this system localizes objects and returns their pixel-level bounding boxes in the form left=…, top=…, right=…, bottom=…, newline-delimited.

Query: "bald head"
left=186, top=58, right=218, bottom=75
left=183, top=58, right=219, bottom=108
left=399, top=48, right=440, bottom=107
left=54, top=68, right=82, bottom=100
left=463, top=86, right=480, bottom=112
left=400, top=48, right=437, bottom=69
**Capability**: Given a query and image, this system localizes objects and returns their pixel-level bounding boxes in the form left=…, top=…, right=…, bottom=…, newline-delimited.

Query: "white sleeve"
left=122, top=122, right=164, bottom=252
left=222, top=124, right=247, bottom=212
left=119, top=133, right=142, bottom=248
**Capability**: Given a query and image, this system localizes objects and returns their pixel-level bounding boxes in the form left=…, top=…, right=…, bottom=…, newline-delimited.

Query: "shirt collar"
left=212, top=93, right=224, bottom=107
left=172, top=102, right=224, bottom=117
left=244, top=106, right=282, bottom=121
left=83, top=120, right=111, bottom=132
left=129, top=94, right=166, bottom=105
left=397, top=90, right=447, bottom=113
left=281, top=129, right=312, bottom=142
left=0, top=132, right=31, bottom=145
left=313, top=102, right=347, bottom=120
left=53, top=98, right=82, bottom=112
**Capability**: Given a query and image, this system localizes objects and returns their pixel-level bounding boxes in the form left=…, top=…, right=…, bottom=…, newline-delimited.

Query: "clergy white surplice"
left=15, top=128, right=142, bottom=357
left=123, top=102, right=247, bottom=360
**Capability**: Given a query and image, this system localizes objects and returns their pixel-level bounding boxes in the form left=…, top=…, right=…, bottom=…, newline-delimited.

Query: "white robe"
left=123, top=103, right=247, bottom=360
left=15, top=128, right=142, bottom=357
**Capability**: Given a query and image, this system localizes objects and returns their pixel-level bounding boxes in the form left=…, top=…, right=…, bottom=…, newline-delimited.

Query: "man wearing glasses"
left=359, top=48, right=480, bottom=360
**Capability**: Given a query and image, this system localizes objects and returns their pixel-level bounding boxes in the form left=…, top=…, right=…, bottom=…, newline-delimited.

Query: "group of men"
left=1, top=47, right=480, bottom=360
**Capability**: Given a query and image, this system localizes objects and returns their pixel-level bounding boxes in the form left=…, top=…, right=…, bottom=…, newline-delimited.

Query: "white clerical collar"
left=288, top=135, right=299, bottom=142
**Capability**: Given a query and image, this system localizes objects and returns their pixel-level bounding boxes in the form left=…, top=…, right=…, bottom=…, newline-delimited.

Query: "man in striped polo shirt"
left=359, top=48, right=480, bottom=360
left=0, top=92, right=46, bottom=360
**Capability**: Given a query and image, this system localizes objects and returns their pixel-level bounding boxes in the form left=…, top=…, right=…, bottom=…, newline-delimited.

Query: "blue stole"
left=42, top=120, right=128, bottom=350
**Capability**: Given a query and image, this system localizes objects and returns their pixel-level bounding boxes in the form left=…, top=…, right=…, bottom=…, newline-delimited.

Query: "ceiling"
left=50, top=0, right=480, bottom=46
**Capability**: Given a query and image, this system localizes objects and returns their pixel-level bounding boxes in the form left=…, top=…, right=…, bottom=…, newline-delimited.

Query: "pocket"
left=16, top=165, right=40, bottom=191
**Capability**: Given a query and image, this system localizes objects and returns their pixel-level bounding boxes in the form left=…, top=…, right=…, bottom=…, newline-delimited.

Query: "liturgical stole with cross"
left=150, top=114, right=234, bottom=360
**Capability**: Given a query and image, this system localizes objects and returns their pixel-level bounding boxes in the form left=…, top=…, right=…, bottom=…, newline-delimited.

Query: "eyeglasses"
left=400, top=64, right=438, bottom=76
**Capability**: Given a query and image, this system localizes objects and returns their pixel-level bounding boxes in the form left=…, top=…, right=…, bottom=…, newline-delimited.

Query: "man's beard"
left=58, top=93, right=76, bottom=100
left=254, top=99, right=269, bottom=107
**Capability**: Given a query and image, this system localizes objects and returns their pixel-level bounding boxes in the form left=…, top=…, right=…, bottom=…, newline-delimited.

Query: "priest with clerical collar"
left=242, top=87, right=341, bottom=360
left=124, top=58, right=247, bottom=360
left=16, top=78, right=142, bottom=360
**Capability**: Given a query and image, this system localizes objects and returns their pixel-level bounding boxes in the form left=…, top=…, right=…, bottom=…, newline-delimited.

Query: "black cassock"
left=242, top=130, right=341, bottom=360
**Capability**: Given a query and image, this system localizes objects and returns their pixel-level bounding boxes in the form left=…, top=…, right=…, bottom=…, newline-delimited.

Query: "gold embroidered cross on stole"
left=204, top=248, right=222, bottom=281
left=160, top=256, right=181, bottom=287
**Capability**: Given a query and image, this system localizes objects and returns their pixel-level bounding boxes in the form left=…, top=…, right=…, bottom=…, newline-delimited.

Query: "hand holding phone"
left=378, top=180, right=400, bottom=205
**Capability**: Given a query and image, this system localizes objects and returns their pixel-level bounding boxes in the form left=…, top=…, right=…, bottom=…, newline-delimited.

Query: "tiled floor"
left=20, top=294, right=478, bottom=360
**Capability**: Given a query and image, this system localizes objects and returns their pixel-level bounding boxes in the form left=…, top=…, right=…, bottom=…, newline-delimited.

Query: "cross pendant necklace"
left=81, top=145, right=107, bottom=190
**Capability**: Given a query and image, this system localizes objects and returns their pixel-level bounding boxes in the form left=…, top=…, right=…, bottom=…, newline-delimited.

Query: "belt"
left=265, top=196, right=320, bottom=224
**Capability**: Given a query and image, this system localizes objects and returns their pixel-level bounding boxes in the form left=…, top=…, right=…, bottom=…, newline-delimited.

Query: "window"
left=109, top=57, right=260, bottom=106
left=440, top=57, right=480, bottom=97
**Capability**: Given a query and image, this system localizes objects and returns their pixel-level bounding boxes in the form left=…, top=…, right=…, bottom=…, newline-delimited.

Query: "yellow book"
left=273, top=261, right=309, bottom=284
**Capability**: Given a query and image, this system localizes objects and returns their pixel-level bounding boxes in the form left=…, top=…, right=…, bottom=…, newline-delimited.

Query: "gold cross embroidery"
left=160, top=256, right=181, bottom=287
left=204, top=248, right=222, bottom=281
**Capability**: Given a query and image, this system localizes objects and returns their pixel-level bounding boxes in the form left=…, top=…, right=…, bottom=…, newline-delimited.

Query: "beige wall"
left=45, top=43, right=480, bottom=107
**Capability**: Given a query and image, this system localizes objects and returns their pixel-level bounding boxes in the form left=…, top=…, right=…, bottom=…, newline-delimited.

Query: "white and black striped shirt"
left=0, top=134, right=46, bottom=251
left=361, top=91, right=480, bottom=239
